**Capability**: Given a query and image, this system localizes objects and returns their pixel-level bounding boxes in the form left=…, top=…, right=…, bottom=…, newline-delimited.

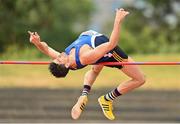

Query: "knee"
left=136, top=74, right=146, bottom=86
left=92, top=67, right=101, bottom=74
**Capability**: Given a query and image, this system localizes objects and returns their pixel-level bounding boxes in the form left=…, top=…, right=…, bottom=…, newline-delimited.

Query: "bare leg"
left=83, top=65, right=104, bottom=87
left=81, top=65, right=103, bottom=96
left=118, top=57, right=146, bottom=94
left=71, top=65, right=103, bottom=120
left=98, top=57, right=146, bottom=120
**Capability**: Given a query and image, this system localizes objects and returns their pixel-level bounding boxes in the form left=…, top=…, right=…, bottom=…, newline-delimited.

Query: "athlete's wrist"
left=114, top=17, right=123, bottom=25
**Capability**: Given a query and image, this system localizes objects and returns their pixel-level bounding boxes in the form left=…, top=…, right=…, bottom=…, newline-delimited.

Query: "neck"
left=68, top=54, right=76, bottom=69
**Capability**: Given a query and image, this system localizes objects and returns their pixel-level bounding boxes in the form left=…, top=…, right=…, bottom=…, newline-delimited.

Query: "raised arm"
left=28, top=31, right=60, bottom=59
left=81, top=8, right=129, bottom=64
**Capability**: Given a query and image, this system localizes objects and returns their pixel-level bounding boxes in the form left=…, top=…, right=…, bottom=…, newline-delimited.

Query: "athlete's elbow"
left=108, top=43, right=116, bottom=50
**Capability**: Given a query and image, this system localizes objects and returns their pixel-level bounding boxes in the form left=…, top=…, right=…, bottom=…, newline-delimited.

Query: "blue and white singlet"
left=65, top=30, right=128, bottom=70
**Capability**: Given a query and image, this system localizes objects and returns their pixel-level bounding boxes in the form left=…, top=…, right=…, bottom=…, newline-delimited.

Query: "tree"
left=0, top=0, right=94, bottom=52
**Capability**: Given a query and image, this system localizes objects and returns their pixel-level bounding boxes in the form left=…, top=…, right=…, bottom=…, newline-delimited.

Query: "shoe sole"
left=71, top=97, right=88, bottom=120
left=71, top=104, right=82, bottom=120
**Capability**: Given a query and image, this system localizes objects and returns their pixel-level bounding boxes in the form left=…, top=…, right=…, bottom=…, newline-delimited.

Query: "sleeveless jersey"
left=65, top=30, right=112, bottom=70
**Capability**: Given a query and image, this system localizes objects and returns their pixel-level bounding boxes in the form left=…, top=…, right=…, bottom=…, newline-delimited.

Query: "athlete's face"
left=53, top=52, right=70, bottom=68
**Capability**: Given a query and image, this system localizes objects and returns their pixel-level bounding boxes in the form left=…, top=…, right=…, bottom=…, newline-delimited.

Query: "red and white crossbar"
left=0, top=61, right=50, bottom=65
left=0, top=61, right=180, bottom=65
left=100, top=62, right=180, bottom=65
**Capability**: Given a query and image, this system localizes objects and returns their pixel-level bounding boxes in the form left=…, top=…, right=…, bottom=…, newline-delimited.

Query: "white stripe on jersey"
left=80, top=30, right=103, bottom=49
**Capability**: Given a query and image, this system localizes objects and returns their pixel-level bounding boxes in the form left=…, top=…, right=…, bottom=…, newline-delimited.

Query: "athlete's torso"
left=65, top=30, right=112, bottom=70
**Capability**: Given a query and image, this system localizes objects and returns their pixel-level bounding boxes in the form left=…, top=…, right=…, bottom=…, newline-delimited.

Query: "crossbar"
left=0, top=61, right=180, bottom=65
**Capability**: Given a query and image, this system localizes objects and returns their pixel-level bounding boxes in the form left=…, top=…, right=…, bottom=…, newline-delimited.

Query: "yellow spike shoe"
left=98, top=95, right=115, bottom=120
left=71, top=95, right=88, bottom=120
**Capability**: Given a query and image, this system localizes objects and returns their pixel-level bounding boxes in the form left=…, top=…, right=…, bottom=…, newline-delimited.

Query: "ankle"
left=81, top=85, right=91, bottom=96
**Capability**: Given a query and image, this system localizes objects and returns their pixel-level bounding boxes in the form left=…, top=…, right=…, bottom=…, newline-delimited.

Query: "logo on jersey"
left=104, top=53, right=113, bottom=58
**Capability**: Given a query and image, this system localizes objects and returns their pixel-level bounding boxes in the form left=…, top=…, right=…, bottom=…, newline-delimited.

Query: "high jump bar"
left=0, top=61, right=180, bottom=65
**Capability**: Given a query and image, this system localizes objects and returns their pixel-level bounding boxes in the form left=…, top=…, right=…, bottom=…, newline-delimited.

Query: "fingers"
left=119, top=8, right=124, bottom=11
left=116, top=8, right=125, bottom=11
left=28, top=31, right=40, bottom=37
left=28, top=31, right=33, bottom=35
left=35, top=32, right=40, bottom=37
left=28, top=31, right=41, bottom=44
left=125, top=11, right=129, bottom=15
left=116, top=8, right=124, bottom=11
left=115, top=8, right=129, bottom=23
left=116, top=8, right=129, bottom=14
left=116, top=8, right=130, bottom=18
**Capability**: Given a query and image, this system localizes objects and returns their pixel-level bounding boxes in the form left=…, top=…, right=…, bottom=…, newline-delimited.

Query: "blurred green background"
left=0, top=0, right=180, bottom=90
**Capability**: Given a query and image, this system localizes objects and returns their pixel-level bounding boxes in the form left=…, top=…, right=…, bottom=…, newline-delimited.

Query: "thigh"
left=121, top=57, right=145, bottom=80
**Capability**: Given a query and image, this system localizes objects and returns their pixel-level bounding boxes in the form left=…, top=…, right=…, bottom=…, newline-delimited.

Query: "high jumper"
left=28, top=8, right=146, bottom=120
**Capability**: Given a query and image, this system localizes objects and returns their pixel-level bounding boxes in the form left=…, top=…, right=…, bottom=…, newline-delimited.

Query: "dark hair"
left=48, top=62, right=69, bottom=78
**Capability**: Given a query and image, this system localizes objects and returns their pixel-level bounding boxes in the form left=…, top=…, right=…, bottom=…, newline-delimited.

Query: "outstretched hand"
left=115, top=8, right=129, bottom=23
left=28, top=31, right=41, bottom=45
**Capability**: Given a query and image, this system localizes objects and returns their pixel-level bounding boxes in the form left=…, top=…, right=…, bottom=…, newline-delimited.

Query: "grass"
left=0, top=54, right=180, bottom=90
